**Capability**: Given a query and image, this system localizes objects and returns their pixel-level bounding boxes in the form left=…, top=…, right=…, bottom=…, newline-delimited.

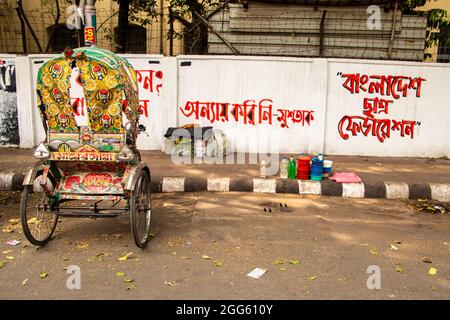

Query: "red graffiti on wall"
left=121, top=99, right=151, bottom=118
left=338, top=116, right=419, bottom=143
left=337, top=72, right=424, bottom=143
left=180, top=99, right=315, bottom=129
left=136, top=69, right=163, bottom=95
left=340, top=73, right=425, bottom=99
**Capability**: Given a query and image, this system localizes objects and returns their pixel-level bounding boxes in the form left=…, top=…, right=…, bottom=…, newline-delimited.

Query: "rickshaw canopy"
left=36, top=47, right=139, bottom=136
left=35, top=47, right=140, bottom=158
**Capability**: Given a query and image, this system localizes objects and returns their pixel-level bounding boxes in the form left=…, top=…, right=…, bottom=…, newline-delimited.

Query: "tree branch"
left=172, top=12, right=193, bottom=28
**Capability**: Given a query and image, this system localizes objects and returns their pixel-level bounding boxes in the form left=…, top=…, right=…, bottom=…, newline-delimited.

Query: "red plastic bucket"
left=297, top=157, right=311, bottom=180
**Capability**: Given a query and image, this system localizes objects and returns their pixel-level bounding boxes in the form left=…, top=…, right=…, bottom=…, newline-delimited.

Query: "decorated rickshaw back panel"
left=58, top=172, right=124, bottom=195
left=36, top=47, right=140, bottom=161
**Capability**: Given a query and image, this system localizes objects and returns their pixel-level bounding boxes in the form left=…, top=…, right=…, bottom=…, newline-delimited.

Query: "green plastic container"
left=288, top=157, right=297, bottom=179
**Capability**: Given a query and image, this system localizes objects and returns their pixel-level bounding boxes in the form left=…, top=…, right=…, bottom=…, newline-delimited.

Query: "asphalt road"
left=0, top=191, right=449, bottom=299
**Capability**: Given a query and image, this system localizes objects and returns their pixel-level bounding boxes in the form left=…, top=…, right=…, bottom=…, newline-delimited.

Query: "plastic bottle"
left=260, top=160, right=267, bottom=179
left=288, top=157, right=297, bottom=179
left=280, top=158, right=289, bottom=179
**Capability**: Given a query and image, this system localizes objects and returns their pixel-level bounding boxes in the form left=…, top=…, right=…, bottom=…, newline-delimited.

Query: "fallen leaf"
left=27, top=217, right=38, bottom=224
left=370, top=248, right=379, bottom=256
left=164, top=281, right=175, bottom=287
left=279, top=267, right=287, bottom=271
left=116, top=271, right=126, bottom=277
left=308, top=275, right=317, bottom=280
left=289, top=259, right=300, bottom=265
left=39, top=272, right=48, bottom=279
left=76, top=242, right=89, bottom=249
left=62, top=257, right=69, bottom=261
left=149, top=233, right=155, bottom=238
left=428, top=267, right=437, bottom=276
left=392, top=240, right=402, bottom=245
left=395, top=264, right=403, bottom=272
left=180, top=256, right=191, bottom=259
left=118, top=252, right=133, bottom=261
left=0, top=261, right=6, bottom=269
left=3, top=250, right=12, bottom=254
left=273, top=260, right=284, bottom=265
left=422, top=257, right=433, bottom=263
left=2, top=228, right=13, bottom=233
left=22, top=278, right=28, bottom=286
left=171, top=252, right=177, bottom=256
left=8, top=219, right=20, bottom=225
left=95, top=253, right=107, bottom=260
left=214, top=260, right=223, bottom=267
left=6, top=256, right=14, bottom=260
left=202, top=254, right=211, bottom=259
left=390, top=244, right=399, bottom=251
left=124, top=278, right=134, bottom=283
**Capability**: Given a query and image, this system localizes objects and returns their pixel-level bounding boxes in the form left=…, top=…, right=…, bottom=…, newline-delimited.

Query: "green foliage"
left=400, top=0, right=427, bottom=14
left=168, top=0, right=222, bottom=20
left=400, top=0, right=450, bottom=57
left=113, top=0, right=159, bottom=25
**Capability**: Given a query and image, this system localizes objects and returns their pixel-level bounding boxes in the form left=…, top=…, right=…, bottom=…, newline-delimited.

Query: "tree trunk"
left=184, top=0, right=207, bottom=54
left=45, top=0, right=61, bottom=52
left=117, top=0, right=130, bottom=53
left=17, top=0, right=43, bottom=52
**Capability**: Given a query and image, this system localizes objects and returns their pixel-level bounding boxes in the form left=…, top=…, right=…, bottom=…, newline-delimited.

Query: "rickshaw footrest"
left=52, top=211, right=122, bottom=218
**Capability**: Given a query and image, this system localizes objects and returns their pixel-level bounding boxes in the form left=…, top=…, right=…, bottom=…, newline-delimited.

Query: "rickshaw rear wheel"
left=129, top=170, right=152, bottom=248
left=20, top=170, right=58, bottom=246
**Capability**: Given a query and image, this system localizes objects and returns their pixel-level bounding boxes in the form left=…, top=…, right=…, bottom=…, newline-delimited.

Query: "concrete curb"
left=2, top=172, right=449, bottom=201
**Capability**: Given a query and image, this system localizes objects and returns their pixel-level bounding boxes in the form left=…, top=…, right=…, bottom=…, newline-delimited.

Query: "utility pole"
left=83, top=0, right=97, bottom=47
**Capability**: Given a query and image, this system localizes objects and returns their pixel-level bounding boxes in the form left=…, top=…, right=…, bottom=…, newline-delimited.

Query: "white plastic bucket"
left=323, top=160, right=333, bottom=168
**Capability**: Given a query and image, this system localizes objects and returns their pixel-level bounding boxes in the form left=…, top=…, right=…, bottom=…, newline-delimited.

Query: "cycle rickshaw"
left=20, top=47, right=152, bottom=248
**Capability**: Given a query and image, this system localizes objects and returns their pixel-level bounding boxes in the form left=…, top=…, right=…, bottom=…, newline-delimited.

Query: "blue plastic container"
left=323, top=167, right=332, bottom=173
left=310, top=157, right=324, bottom=180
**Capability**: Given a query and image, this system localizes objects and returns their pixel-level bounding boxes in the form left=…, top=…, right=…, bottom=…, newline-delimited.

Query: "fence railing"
left=0, top=4, right=448, bottom=63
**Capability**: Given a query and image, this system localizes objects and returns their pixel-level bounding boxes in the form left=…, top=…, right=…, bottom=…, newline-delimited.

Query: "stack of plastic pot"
left=297, top=157, right=311, bottom=180
left=310, top=157, right=324, bottom=181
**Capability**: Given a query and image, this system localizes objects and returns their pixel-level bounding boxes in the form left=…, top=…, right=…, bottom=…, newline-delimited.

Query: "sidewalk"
left=0, top=148, right=449, bottom=200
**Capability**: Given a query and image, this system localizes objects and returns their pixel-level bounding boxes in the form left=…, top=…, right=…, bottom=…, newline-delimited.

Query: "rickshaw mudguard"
left=23, top=161, right=62, bottom=186
left=122, top=162, right=151, bottom=194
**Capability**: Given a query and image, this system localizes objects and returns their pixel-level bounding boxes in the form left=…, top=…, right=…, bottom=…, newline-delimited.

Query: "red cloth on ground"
left=329, top=172, right=362, bottom=183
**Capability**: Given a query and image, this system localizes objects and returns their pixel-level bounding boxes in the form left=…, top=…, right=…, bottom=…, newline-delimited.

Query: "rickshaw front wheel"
left=129, top=170, right=152, bottom=248
left=20, top=171, right=58, bottom=246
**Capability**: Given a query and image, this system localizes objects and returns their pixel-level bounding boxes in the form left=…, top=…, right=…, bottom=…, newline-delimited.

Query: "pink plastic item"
left=329, top=172, right=361, bottom=183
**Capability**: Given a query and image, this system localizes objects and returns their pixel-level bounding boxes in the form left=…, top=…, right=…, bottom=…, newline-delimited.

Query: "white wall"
left=7, top=53, right=450, bottom=158
left=325, top=59, right=450, bottom=157
left=177, top=56, right=327, bottom=154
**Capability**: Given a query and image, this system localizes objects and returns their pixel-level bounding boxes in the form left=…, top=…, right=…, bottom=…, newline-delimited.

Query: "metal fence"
left=437, top=46, right=450, bottom=62
left=0, top=6, right=181, bottom=55
left=0, top=3, right=448, bottom=63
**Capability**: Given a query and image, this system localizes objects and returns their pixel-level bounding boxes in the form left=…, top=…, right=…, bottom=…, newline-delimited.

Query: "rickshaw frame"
left=20, top=47, right=153, bottom=248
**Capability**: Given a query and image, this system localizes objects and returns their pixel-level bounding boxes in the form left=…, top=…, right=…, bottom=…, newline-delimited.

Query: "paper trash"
left=247, top=267, right=267, bottom=279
